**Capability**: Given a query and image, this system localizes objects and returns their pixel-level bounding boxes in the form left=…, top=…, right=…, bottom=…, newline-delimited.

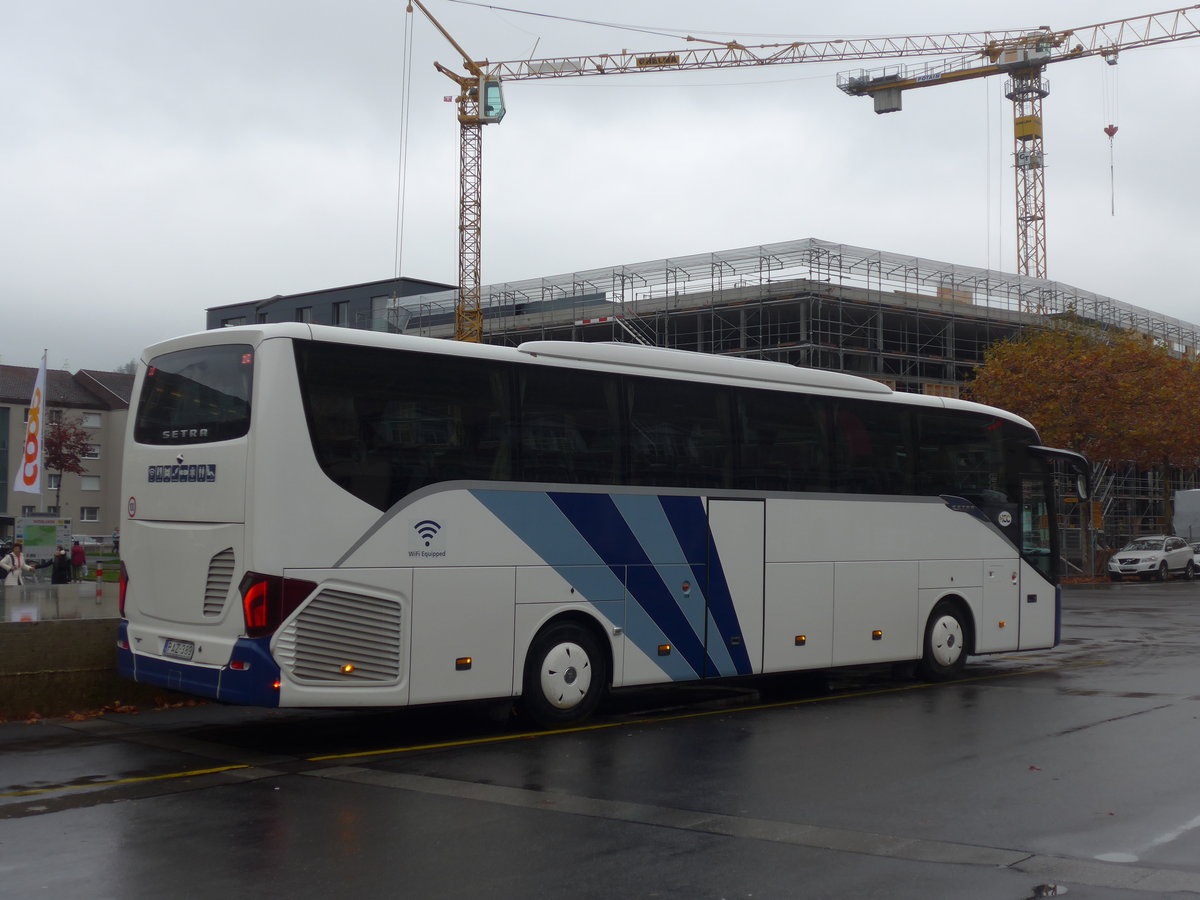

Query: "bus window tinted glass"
left=736, top=390, right=829, bottom=491
left=627, top=377, right=732, bottom=488
left=518, top=367, right=621, bottom=484
left=134, top=345, right=253, bottom=444
left=916, top=409, right=1009, bottom=502
left=830, top=400, right=913, bottom=495
left=297, top=341, right=512, bottom=511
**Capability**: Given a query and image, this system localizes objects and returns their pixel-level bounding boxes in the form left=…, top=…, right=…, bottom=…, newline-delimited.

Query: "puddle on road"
left=1095, top=851, right=1139, bottom=862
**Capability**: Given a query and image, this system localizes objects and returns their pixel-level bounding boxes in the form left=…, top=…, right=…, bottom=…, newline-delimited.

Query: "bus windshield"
left=133, top=344, right=254, bottom=445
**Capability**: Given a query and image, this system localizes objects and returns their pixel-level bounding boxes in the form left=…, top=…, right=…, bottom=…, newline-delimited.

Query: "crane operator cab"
left=476, top=77, right=505, bottom=123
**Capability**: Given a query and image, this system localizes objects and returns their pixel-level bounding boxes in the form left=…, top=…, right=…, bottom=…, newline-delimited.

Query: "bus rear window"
left=134, top=345, right=254, bottom=444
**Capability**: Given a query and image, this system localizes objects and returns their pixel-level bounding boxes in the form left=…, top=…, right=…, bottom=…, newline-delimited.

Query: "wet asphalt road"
left=2, top=583, right=1200, bottom=899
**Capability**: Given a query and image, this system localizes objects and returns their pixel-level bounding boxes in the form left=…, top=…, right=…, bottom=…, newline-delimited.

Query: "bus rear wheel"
left=917, top=600, right=969, bottom=681
left=520, top=621, right=608, bottom=728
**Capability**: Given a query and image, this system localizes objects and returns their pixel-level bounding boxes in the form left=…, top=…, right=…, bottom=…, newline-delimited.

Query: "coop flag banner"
left=14, top=352, right=47, bottom=495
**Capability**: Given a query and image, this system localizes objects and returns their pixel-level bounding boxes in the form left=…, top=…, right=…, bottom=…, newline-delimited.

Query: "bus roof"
left=515, top=340, right=892, bottom=396
left=147, top=323, right=1036, bottom=432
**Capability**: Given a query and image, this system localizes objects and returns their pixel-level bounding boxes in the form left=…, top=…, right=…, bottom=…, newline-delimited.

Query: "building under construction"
left=213, top=236, right=1200, bottom=570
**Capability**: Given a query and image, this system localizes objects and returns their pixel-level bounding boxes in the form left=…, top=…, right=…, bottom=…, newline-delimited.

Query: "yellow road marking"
left=307, top=658, right=1109, bottom=762
left=1, top=764, right=251, bottom=798
left=3, top=658, right=1108, bottom=797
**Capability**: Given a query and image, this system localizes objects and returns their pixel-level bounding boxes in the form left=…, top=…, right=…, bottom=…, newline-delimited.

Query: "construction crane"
left=408, top=0, right=1080, bottom=341
left=407, top=0, right=507, bottom=343
left=837, top=6, right=1200, bottom=280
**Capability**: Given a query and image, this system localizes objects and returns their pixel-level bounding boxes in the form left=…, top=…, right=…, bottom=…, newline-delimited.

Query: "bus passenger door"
left=707, top=499, right=764, bottom=676
left=1019, top=475, right=1057, bottom=649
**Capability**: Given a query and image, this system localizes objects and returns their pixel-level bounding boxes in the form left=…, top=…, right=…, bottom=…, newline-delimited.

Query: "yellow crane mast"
left=408, top=0, right=506, bottom=344
left=838, top=6, right=1200, bottom=280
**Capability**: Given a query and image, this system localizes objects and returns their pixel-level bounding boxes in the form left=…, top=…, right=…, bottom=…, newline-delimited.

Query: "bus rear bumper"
left=117, top=622, right=281, bottom=707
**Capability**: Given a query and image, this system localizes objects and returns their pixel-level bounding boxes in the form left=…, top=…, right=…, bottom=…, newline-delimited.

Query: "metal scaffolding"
left=393, top=237, right=1200, bottom=362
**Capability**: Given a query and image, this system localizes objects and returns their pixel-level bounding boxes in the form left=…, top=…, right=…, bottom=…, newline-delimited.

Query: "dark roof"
left=76, top=370, right=135, bottom=410
left=0, top=365, right=133, bottom=410
left=206, top=275, right=455, bottom=312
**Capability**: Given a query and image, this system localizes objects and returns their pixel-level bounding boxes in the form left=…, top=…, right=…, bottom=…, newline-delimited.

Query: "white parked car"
left=1107, top=535, right=1194, bottom=582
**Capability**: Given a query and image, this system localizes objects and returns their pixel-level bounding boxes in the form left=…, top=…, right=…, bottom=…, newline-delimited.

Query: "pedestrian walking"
left=71, top=540, right=87, bottom=582
left=1, top=541, right=37, bottom=587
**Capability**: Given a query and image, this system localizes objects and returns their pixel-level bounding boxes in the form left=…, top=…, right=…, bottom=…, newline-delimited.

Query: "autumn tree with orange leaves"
left=969, top=323, right=1200, bottom=529
left=969, top=324, right=1200, bottom=465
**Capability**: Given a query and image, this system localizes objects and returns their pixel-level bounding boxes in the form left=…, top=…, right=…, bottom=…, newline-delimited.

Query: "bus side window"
left=626, top=377, right=732, bottom=489
left=518, top=367, right=621, bottom=485
left=398, top=359, right=512, bottom=487
left=828, top=400, right=913, bottom=496
left=299, top=342, right=515, bottom=510
left=735, top=390, right=828, bottom=492
left=437, top=369, right=513, bottom=483
left=916, top=409, right=1007, bottom=502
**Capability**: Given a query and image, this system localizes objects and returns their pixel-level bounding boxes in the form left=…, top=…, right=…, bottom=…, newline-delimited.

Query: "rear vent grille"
left=203, top=548, right=236, bottom=617
left=276, top=589, right=403, bottom=684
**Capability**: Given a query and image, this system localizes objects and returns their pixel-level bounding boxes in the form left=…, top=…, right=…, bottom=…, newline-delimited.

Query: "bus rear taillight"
left=238, top=572, right=317, bottom=638
left=240, top=575, right=275, bottom=636
left=119, top=561, right=129, bottom=618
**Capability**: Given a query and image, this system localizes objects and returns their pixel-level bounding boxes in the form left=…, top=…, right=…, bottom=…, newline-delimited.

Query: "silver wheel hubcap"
left=929, top=615, right=964, bottom=668
left=539, top=641, right=592, bottom=710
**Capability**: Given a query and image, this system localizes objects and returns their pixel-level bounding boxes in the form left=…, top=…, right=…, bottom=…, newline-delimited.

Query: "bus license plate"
left=163, top=639, right=195, bottom=661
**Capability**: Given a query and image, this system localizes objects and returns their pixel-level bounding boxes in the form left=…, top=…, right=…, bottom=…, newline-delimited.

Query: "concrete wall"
left=0, top=585, right=185, bottom=718
left=0, top=619, right=134, bottom=718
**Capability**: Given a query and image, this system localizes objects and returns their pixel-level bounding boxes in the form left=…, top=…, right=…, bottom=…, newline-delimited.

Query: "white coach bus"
left=117, top=324, right=1087, bottom=725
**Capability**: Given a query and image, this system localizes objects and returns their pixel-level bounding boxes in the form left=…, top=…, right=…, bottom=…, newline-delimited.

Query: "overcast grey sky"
left=3, top=1, right=1197, bottom=371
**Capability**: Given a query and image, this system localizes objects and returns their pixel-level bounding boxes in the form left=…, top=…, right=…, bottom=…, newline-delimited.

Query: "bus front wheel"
left=917, top=600, right=969, bottom=681
left=520, top=621, right=608, bottom=727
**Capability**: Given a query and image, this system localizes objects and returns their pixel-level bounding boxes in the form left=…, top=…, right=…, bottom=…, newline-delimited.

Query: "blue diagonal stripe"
left=550, top=493, right=707, bottom=677
left=471, top=489, right=699, bottom=680
left=471, top=489, right=751, bottom=680
left=660, top=496, right=752, bottom=676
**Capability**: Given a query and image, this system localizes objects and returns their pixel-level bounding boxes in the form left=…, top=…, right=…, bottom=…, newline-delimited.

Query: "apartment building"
left=0, top=365, right=133, bottom=542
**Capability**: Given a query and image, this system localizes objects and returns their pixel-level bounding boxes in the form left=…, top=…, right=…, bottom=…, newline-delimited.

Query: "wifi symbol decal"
left=414, top=520, right=442, bottom=547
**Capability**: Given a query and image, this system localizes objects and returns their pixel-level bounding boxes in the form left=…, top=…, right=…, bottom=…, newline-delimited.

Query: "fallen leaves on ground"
left=1, top=697, right=207, bottom=725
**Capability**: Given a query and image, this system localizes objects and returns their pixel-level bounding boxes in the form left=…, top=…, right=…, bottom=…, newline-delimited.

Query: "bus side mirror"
left=1076, top=472, right=1090, bottom=501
